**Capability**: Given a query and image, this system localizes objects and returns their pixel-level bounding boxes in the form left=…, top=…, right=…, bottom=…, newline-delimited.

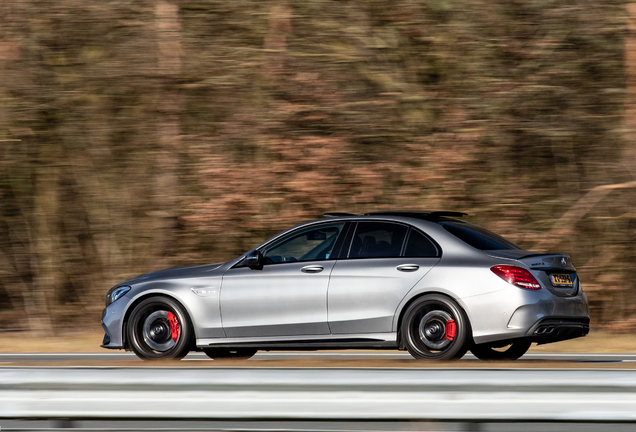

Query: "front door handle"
left=397, top=264, right=419, bottom=272
left=301, top=265, right=324, bottom=273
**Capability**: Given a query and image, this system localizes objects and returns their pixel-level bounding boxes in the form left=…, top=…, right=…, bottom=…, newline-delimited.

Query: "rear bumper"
left=468, top=288, right=589, bottom=344
left=526, top=317, right=590, bottom=344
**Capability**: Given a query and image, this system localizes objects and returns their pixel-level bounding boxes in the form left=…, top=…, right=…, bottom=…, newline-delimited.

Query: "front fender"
left=123, top=279, right=226, bottom=342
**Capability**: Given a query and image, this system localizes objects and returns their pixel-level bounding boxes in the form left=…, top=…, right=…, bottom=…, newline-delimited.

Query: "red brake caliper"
left=445, top=319, right=457, bottom=341
left=167, top=312, right=180, bottom=342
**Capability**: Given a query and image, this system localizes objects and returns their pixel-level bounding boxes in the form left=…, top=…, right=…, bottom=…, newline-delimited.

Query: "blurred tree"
left=0, top=0, right=632, bottom=333
left=154, top=0, right=183, bottom=260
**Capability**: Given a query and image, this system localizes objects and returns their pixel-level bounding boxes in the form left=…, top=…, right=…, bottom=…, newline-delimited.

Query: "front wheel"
left=401, top=294, right=469, bottom=360
left=127, top=296, right=192, bottom=360
left=203, top=348, right=257, bottom=360
left=470, top=340, right=531, bottom=361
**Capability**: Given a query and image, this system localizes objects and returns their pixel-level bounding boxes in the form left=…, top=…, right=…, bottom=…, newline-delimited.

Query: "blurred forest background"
left=1, top=0, right=635, bottom=336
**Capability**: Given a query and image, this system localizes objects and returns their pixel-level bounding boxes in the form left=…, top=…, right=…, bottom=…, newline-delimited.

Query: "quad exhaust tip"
left=535, top=326, right=555, bottom=335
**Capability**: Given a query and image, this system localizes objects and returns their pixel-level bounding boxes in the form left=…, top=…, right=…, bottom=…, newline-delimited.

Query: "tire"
left=203, top=348, right=257, bottom=360
left=400, top=294, right=469, bottom=361
left=470, top=340, right=531, bottom=361
left=127, top=296, right=192, bottom=360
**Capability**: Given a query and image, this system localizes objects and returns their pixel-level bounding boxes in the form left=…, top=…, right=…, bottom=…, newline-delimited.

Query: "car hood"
left=121, top=263, right=225, bottom=285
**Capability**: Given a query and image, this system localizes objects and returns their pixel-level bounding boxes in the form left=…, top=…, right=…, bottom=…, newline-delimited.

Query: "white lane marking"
left=253, top=353, right=413, bottom=357
left=2, top=352, right=636, bottom=363
left=0, top=352, right=134, bottom=356
left=525, top=353, right=636, bottom=357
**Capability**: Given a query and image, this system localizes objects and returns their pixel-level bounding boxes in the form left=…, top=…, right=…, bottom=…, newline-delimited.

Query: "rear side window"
left=440, top=221, right=518, bottom=251
left=349, top=222, right=408, bottom=258
left=404, top=229, right=439, bottom=257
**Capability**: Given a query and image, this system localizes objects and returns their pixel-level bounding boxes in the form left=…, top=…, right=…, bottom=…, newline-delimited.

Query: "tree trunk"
left=154, top=1, right=183, bottom=261
left=29, top=159, right=60, bottom=336
left=624, top=3, right=636, bottom=174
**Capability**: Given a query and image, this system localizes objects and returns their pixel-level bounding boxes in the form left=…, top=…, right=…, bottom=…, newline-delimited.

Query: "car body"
left=101, top=211, right=590, bottom=360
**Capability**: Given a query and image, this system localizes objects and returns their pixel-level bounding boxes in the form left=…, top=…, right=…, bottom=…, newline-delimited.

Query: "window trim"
left=330, top=222, right=354, bottom=260
left=344, top=222, right=359, bottom=258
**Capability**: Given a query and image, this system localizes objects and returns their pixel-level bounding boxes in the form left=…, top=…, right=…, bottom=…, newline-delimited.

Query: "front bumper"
left=100, top=296, right=129, bottom=350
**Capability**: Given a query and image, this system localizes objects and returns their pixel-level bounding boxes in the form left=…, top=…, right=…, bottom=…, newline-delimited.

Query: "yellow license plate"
left=551, top=273, right=573, bottom=287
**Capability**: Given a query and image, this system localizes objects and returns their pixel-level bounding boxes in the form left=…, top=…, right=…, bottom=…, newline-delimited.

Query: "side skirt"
left=196, top=333, right=398, bottom=350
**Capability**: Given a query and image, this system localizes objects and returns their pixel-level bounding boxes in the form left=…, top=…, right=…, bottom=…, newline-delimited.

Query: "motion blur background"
left=0, top=0, right=634, bottom=337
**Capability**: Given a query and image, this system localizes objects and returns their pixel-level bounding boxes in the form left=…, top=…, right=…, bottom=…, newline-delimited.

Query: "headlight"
left=106, top=285, right=131, bottom=306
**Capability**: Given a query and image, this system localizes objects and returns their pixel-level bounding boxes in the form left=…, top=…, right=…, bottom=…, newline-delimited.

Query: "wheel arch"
left=122, top=292, right=196, bottom=350
left=395, top=290, right=473, bottom=349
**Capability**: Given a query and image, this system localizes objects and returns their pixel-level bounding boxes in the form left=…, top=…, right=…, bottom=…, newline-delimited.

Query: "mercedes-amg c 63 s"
left=102, top=211, right=590, bottom=361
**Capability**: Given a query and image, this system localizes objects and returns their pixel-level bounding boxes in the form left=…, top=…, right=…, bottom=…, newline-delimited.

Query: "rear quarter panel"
left=389, top=218, right=543, bottom=342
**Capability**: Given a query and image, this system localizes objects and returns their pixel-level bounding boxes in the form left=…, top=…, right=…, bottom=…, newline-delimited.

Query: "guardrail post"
left=55, top=419, right=75, bottom=428
left=464, top=421, right=482, bottom=431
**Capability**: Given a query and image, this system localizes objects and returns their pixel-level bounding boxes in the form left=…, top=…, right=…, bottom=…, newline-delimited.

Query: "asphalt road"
left=1, top=351, right=636, bottom=364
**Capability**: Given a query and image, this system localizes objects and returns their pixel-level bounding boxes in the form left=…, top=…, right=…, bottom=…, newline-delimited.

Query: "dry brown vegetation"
left=0, top=0, right=635, bottom=337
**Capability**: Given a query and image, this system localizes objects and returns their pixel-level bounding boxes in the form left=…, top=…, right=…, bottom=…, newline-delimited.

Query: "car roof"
left=239, top=210, right=476, bottom=262
left=322, top=211, right=467, bottom=220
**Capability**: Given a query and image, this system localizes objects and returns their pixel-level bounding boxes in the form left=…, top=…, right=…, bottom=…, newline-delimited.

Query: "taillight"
left=491, top=265, right=542, bottom=290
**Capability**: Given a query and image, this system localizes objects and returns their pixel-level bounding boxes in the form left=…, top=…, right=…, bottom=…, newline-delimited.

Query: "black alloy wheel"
left=401, top=294, right=469, bottom=360
left=203, top=348, right=258, bottom=360
left=470, top=340, right=532, bottom=361
left=127, top=296, right=192, bottom=360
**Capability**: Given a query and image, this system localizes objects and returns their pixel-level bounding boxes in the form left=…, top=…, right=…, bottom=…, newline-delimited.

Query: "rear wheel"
left=203, top=348, right=257, bottom=360
left=127, top=296, right=192, bottom=360
left=470, top=340, right=531, bottom=361
left=401, top=294, right=469, bottom=360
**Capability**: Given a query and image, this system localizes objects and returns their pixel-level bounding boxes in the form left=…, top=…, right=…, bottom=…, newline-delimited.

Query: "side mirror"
left=246, top=250, right=263, bottom=269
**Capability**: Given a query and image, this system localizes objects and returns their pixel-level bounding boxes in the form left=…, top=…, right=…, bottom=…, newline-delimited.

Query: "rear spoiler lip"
left=485, top=250, right=568, bottom=259
left=485, top=250, right=575, bottom=270
left=511, top=252, right=546, bottom=259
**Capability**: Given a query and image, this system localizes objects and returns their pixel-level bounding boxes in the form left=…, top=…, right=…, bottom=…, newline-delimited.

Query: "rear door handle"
left=397, top=264, right=419, bottom=272
left=301, top=265, right=324, bottom=273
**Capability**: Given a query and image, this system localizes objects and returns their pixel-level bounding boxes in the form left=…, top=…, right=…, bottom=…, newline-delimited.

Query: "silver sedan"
left=101, top=211, right=590, bottom=361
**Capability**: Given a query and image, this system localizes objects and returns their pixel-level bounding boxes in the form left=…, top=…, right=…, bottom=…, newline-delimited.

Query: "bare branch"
left=532, top=180, right=636, bottom=251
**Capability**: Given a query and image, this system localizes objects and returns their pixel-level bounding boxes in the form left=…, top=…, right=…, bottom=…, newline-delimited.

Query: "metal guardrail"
left=1, top=367, right=636, bottom=422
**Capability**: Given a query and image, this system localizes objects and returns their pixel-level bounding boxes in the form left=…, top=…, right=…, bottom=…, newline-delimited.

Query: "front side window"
left=263, top=223, right=345, bottom=264
left=348, top=222, right=408, bottom=258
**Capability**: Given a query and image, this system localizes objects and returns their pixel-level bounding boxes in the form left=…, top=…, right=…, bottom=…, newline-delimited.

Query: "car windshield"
left=439, top=221, right=519, bottom=251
